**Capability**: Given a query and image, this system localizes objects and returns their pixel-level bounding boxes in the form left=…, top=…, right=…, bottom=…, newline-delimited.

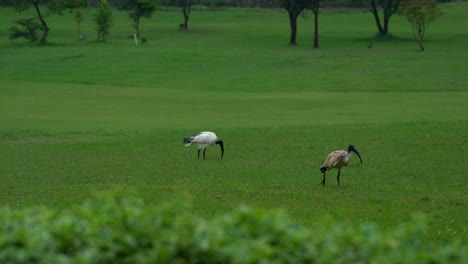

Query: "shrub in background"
left=94, top=0, right=113, bottom=41
left=400, top=0, right=442, bottom=51
left=9, top=18, right=44, bottom=43
left=0, top=191, right=466, bottom=263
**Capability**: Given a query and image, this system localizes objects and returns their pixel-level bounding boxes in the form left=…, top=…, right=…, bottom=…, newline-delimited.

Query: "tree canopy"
left=1, top=0, right=87, bottom=43
left=117, top=0, right=156, bottom=38
left=400, top=0, right=442, bottom=51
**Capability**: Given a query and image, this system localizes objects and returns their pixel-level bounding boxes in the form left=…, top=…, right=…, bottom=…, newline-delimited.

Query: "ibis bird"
left=183, top=131, right=224, bottom=160
left=320, top=144, right=363, bottom=187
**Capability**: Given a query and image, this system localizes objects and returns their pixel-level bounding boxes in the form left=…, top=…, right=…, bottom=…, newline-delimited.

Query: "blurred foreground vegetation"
left=1, top=191, right=466, bottom=263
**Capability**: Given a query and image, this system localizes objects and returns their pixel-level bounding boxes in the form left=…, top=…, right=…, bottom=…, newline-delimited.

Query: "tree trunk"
left=183, top=14, right=188, bottom=30
left=313, top=10, right=319, bottom=48
left=417, top=24, right=425, bottom=51
left=33, top=0, right=49, bottom=43
left=289, top=13, right=297, bottom=45
left=135, top=17, right=141, bottom=38
left=370, top=0, right=385, bottom=35
left=183, top=6, right=190, bottom=30
left=383, top=11, right=390, bottom=34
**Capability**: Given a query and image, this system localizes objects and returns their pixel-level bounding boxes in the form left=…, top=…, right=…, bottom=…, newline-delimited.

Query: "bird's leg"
left=337, top=170, right=341, bottom=188
left=203, top=148, right=206, bottom=160
left=197, top=149, right=200, bottom=159
left=321, top=172, right=326, bottom=186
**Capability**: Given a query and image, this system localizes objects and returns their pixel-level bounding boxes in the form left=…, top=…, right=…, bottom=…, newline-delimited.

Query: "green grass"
left=0, top=4, right=467, bottom=243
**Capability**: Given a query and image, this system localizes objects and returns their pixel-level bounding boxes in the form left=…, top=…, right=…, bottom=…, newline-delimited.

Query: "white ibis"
left=320, top=144, right=362, bottom=187
left=183, top=131, right=224, bottom=160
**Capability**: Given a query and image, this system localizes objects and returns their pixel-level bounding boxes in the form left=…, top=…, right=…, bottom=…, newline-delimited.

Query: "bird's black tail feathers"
left=320, top=166, right=327, bottom=173
left=183, top=137, right=192, bottom=144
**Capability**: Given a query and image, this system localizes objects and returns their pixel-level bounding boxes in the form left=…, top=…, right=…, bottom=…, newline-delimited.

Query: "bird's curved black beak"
left=351, top=146, right=363, bottom=164
left=216, top=140, right=224, bottom=159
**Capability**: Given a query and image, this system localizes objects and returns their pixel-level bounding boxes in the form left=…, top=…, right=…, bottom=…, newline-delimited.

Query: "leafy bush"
left=0, top=191, right=466, bottom=263
left=9, top=18, right=44, bottom=43
left=94, top=0, right=113, bottom=41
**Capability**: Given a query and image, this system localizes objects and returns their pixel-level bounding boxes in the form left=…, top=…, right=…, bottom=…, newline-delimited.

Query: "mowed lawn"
left=0, top=4, right=467, bottom=243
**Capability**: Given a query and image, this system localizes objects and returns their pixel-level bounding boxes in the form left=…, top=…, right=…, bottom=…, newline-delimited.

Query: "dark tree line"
left=1, top=0, right=446, bottom=47
left=158, top=0, right=454, bottom=8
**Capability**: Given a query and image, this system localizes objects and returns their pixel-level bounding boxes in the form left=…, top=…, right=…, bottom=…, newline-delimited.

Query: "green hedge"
left=1, top=191, right=466, bottom=263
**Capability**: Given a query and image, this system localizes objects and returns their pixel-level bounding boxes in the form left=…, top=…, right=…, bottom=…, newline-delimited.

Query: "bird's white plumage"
left=184, top=131, right=224, bottom=160
left=184, top=131, right=218, bottom=148
left=320, top=145, right=362, bottom=187
left=323, top=150, right=351, bottom=171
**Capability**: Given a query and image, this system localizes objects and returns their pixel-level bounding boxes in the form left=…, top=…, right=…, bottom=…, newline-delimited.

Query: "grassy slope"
left=0, top=4, right=467, bottom=242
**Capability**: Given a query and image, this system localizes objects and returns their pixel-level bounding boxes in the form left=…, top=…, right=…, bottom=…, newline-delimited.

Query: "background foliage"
left=0, top=191, right=466, bottom=263
left=94, top=0, right=113, bottom=41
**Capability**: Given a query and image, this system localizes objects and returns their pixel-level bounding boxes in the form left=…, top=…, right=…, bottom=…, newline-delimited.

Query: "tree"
left=179, top=0, right=195, bottom=30
left=308, top=0, right=320, bottom=48
left=165, top=0, right=197, bottom=30
left=118, top=0, right=156, bottom=38
left=370, top=0, right=401, bottom=36
left=400, top=0, right=441, bottom=51
left=75, top=9, right=84, bottom=36
left=280, top=0, right=311, bottom=45
left=9, top=18, right=44, bottom=43
left=0, top=0, right=86, bottom=43
left=94, top=0, right=113, bottom=41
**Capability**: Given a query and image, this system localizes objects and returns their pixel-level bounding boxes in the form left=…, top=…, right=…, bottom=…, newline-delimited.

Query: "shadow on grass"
left=355, top=33, right=415, bottom=43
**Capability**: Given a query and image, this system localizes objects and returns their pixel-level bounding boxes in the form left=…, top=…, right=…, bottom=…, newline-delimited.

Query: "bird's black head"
left=348, top=144, right=363, bottom=164
left=216, top=140, right=224, bottom=159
